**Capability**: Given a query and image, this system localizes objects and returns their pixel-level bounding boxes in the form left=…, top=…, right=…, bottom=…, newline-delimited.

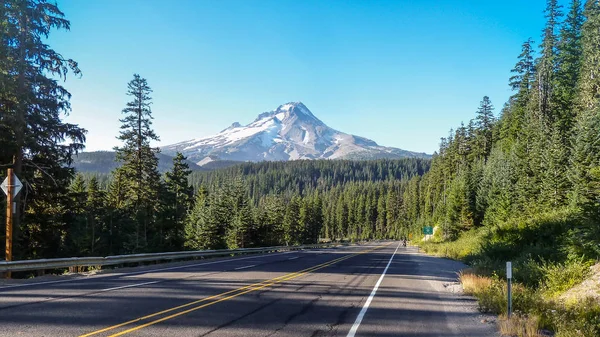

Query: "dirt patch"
left=560, top=263, right=600, bottom=303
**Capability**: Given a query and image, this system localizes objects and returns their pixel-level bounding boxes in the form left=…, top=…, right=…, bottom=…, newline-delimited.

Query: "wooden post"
left=5, top=168, right=14, bottom=278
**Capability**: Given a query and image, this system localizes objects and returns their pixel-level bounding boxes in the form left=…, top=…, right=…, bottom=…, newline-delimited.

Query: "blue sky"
left=50, top=0, right=555, bottom=154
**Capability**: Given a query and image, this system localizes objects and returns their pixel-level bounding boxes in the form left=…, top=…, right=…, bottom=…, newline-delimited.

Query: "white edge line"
left=346, top=242, right=400, bottom=337
left=0, top=251, right=298, bottom=290
left=234, top=264, right=257, bottom=270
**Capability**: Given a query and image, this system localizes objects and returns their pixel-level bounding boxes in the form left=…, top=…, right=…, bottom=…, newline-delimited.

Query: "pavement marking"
left=80, top=253, right=354, bottom=337
left=95, top=280, right=162, bottom=293
left=234, top=264, right=256, bottom=270
left=288, top=256, right=300, bottom=260
left=0, top=251, right=297, bottom=291
left=0, top=280, right=165, bottom=311
left=346, top=242, right=400, bottom=337
left=80, top=244, right=389, bottom=337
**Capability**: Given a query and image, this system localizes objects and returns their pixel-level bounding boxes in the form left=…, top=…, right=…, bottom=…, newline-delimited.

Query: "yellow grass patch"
left=498, top=314, right=541, bottom=337
left=459, top=269, right=492, bottom=295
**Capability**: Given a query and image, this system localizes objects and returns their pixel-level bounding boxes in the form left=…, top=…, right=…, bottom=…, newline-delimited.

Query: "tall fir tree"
left=0, top=0, right=85, bottom=258
left=283, top=196, right=301, bottom=245
left=226, top=179, right=255, bottom=248
left=473, top=96, right=495, bottom=159
left=67, top=174, right=87, bottom=255
left=113, top=74, right=161, bottom=252
left=537, top=0, right=563, bottom=123
left=163, top=152, right=193, bottom=250
left=86, top=176, right=105, bottom=255
left=555, top=0, right=584, bottom=135
left=578, top=0, right=600, bottom=110
left=569, top=107, right=600, bottom=209
left=541, top=126, right=570, bottom=207
left=503, top=39, right=535, bottom=140
left=184, top=188, right=218, bottom=250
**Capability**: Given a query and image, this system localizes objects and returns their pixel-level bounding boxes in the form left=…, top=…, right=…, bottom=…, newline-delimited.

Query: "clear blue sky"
left=50, top=0, right=556, bottom=154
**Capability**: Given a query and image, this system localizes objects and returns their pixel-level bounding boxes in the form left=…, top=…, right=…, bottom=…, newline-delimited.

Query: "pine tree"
left=0, top=0, right=86, bottom=259
left=577, top=0, right=600, bottom=110
left=555, top=0, right=584, bottom=134
left=479, top=146, right=515, bottom=225
left=538, top=0, right=563, bottom=122
left=67, top=174, right=88, bottom=255
left=299, top=198, right=311, bottom=244
left=336, top=194, right=349, bottom=240
left=283, top=196, right=301, bottom=245
left=163, top=152, right=193, bottom=250
left=541, top=126, right=570, bottom=207
left=473, top=96, right=495, bottom=159
left=256, top=195, right=285, bottom=246
left=385, top=189, right=399, bottom=238
left=503, top=39, right=536, bottom=140
left=510, top=39, right=537, bottom=94
left=113, top=74, right=161, bottom=252
left=226, top=179, right=254, bottom=248
left=106, top=169, right=132, bottom=254
left=355, top=194, right=366, bottom=239
left=205, top=184, right=233, bottom=250
left=184, top=189, right=217, bottom=250
left=308, top=194, right=323, bottom=243
left=569, top=107, right=600, bottom=209
left=376, top=192, right=387, bottom=239
left=86, top=177, right=105, bottom=255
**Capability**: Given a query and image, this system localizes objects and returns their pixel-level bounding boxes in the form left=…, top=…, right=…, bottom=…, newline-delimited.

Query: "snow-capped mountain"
left=162, top=102, right=429, bottom=165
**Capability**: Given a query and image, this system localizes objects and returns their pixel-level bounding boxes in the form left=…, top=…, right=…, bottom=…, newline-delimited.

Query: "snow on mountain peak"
left=162, top=102, right=429, bottom=164
left=220, top=122, right=242, bottom=133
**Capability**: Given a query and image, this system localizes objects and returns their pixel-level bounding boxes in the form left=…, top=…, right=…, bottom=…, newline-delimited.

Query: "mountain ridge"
left=162, top=102, right=429, bottom=164
left=72, top=151, right=206, bottom=174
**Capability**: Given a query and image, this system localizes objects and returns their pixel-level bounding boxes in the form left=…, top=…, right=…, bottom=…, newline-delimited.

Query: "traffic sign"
left=1, top=173, right=22, bottom=198
left=422, top=226, right=433, bottom=235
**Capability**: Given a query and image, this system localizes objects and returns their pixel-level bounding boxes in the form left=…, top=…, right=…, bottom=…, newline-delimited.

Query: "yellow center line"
left=80, top=243, right=389, bottom=337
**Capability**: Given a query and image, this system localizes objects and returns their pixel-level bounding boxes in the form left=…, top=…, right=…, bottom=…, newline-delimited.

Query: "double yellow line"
left=80, top=244, right=388, bottom=337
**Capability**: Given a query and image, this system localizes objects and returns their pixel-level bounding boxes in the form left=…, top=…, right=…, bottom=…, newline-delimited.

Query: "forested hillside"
left=414, top=0, right=599, bottom=256
left=72, top=151, right=205, bottom=173
left=188, top=159, right=429, bottom=201
left=415, top=1, right=600, bottom=335
left=69, top=158, right=428, bottom=255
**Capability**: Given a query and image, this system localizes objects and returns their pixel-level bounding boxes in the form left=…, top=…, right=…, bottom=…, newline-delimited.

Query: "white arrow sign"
left=1, top=174, right=22, bottom=198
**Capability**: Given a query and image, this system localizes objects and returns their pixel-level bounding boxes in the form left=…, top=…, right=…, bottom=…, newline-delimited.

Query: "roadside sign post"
left=2, top=169, right=22, bottom=279
left=507, top=261, right=512, bottom=318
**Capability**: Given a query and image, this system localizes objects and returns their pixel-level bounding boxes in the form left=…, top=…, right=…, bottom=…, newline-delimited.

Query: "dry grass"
left=459, top=269, right=492, bottom=295
left=498, top=314, right=541, bottom=337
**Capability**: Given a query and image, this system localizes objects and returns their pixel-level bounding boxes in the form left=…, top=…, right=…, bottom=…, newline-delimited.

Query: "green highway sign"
left=423, top=226, right=433, bottom=235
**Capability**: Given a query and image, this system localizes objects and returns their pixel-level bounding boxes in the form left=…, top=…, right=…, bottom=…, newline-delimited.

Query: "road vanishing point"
left=0, top=242, right=496, bottom=336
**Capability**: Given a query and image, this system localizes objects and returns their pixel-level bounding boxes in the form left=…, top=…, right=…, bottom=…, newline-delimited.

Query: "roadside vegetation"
left=413, top=0, right=600, bottom=335
left=421, top=208, right=600, bottom=336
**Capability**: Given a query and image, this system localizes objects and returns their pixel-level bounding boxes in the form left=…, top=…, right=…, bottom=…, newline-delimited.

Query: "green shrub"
left=550, top=298, right=600, bottom=337
left=540, top=258, right=593, bottom=298
left=475, top=278, right=506, bottom=313
left=419, top=227, right=486, bottom=260
left=421, top=208, right=600, bottom=336
left=513, top=256, right=545, bottom=287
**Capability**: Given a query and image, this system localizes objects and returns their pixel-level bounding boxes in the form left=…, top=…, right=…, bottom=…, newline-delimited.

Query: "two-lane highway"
left=0, top=242, right=496, bottom=336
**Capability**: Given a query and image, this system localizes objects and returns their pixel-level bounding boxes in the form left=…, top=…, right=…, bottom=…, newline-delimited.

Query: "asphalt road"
left=0, top=242, right=497, bottom=337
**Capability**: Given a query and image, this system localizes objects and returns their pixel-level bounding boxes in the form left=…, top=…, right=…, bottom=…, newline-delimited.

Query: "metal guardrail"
left=0, top=244, right=332, bottom=273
